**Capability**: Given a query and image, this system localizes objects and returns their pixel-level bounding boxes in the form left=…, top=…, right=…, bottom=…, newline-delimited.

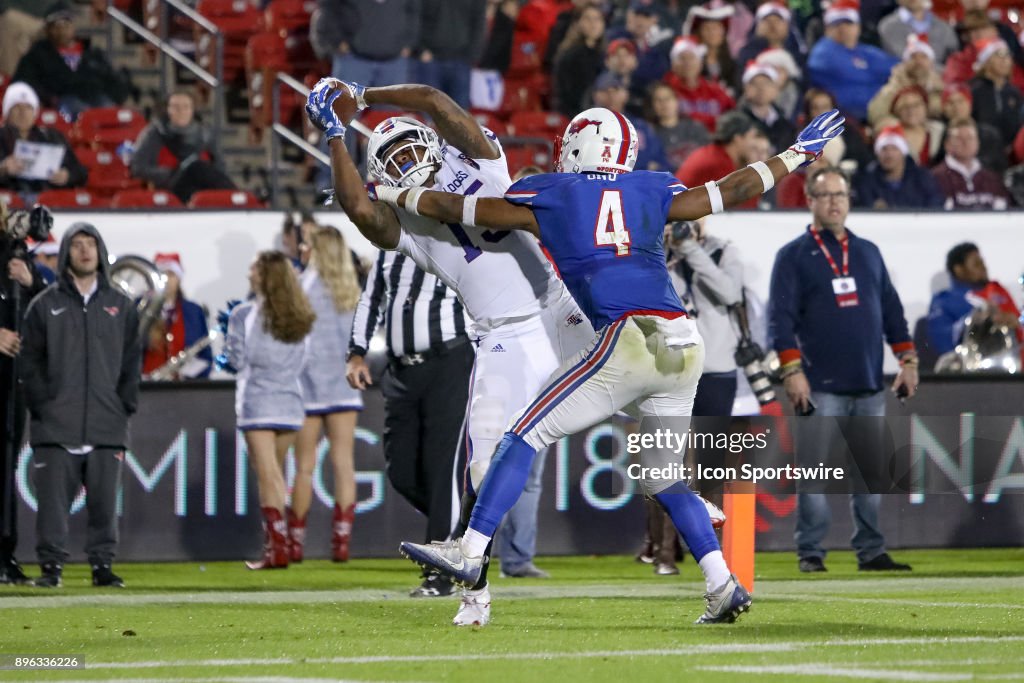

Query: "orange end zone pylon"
left=722, top=481, right=756, bottom=593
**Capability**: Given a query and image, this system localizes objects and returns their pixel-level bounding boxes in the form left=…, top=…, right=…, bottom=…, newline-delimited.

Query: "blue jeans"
left=496, top=446, right=547, bottom=572
left=331, top=52, right=410, bottom=89
left=417, top=59, right=471, bottom=109
left=794, top=390, right=887, bottom=564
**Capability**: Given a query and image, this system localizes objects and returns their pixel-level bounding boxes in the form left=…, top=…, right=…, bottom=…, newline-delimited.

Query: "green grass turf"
left=0, top=549, right=1022, bottom=682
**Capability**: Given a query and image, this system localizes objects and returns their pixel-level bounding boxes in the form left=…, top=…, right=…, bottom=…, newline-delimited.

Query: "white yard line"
left=698, top=663, right=975, bottom=681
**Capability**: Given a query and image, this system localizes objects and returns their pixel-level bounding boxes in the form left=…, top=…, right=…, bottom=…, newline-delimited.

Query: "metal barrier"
left=105, top=0, right=223, bottom=144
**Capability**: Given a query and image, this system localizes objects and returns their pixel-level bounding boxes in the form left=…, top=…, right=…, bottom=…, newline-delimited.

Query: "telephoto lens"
left=734, top=338, right=776, bottom=405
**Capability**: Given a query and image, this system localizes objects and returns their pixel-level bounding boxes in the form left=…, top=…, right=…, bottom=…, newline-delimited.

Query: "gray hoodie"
left=19, top=222, right=142, bottom=448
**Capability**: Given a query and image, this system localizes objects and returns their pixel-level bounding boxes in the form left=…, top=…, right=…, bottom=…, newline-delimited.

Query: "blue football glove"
left=789, top=109, right=845, bottom=166
left=305, top=78, right=347, bottom=142
left=216, top=299, right=242, bottom=336
left=340, top=79, right=367, bottom=113
left=214, top=352, right=237, bottom=375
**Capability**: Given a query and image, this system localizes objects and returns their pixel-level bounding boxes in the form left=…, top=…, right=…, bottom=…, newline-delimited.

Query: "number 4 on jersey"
left=594, top=190, right=631, bottom=256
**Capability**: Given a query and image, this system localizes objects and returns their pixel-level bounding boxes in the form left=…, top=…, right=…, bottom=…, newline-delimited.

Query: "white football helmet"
left=555, top=107, right=639, bottom=174
left=366, top=116, right=442, bottom=188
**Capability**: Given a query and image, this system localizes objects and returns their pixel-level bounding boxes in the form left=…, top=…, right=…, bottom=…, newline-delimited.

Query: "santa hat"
left=606, top=38, right=637, bottom=58
left=742, top=61, right=780, bottom=85
left=755, top=2, right=791, bottom=23
left=941, top=83, right=972, bottom=107
left=874, top=125, right=909, bottom=156
left=903, top=34, right=935, bottom=62
left=824, top=0, right=860, bottom=26
left=682, top=1, right=734, bottom=37
left=890, top=84, right=929, bottom=115
left=154, top=252, right=184, bottom=279
left=756, top=47, right=801, bottom=79
left=670, top=35, right=708, bottom=62
left=973, top=37, right=1009, bottom=71
left=2, top=82, right=39, bottom=120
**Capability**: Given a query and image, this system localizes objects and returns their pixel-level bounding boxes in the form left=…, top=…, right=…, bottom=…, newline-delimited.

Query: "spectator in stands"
left=753, top=48, right=802, bottom=121
left=940, top=83, right=1006, bottom=172
left=878, top=0, right=958, bottom=64
left=853, top=124, right=944, bottom=208
left=416, top=0, right=486, bottom=109
left=12, top=1, right=131, bottom=119
left=32, top=238, right=59, bottom=285
left=21, top=223, right=142, bottom=588
left=225, top=251, right=315, bottom=570
left=807, top=0, right=899, bottom=122
left=142, top=253, right=213, bottom=381
left=606, top=1, right=674, bottom=93
left=927, top=242, right=1022, bottom=359
left=0, top=82, right=87, bottom=205
left=868, top=35, right=945, bottom=127
left=543, top=0, right=593, bottom=72
left=944, top=11, right=1012, bottom=87
left=931, top=119, right=1011, bottom=210
left=738, top=62, right=794, bottom=155
left=662, top=36, right=734, bottom=133
left=735, top=2, right=806, bottom=85
left=130, top=90, right=235, bottom=204
left=953, top=4, right=1024, bottom=71
left=887, top=85, right=945, bottom=166
left=969, top=37, right=1023, bottom=147
left=0, top=1, right=46, bottom=77
left=770, top=166, right=916, bottom=575
left=801, top=88, right=873, bottom=171
left=675, top=110, right=761, bottom=209
left=552, top=3, right=607, bottom=118
left=316, top=0, right=420, bottom=91
left=590, top=72, right=668, bottom=171
left=647, top=81, right=710, bottom=171
left=683, top=1, right=737, bottom=88
left=605, top=38, right=644, bottom=115
left=468, top=0, right=518, bottom=112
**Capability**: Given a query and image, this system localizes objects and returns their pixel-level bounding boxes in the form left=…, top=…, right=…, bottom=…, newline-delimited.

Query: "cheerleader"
left=225, top=251, right=315, bottom=570
left=289, top=226, right=363, bottom=562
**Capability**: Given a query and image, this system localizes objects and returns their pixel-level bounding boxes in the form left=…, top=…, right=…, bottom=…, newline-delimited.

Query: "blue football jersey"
left=505, top=171, right=687, bottom=329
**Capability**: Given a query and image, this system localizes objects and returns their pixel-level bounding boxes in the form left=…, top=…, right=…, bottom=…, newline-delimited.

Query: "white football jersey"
left=394, top=136, right=566, bottom=329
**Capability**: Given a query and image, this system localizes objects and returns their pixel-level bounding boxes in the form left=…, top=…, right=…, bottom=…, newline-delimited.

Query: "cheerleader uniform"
left=299, top=267, right=363, bottom=415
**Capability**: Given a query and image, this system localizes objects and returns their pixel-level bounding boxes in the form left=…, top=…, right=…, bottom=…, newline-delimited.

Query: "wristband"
left=749, top=161, right=774, bottom=192
left=403, top=187, right=425, bottom=216
left=777, top=149, right=804, bottom=173
left=372, top=185, right=403, bottom=208
left=462, top=195, right=479, bottom=227
left=704, top=180, right=724, bottom=214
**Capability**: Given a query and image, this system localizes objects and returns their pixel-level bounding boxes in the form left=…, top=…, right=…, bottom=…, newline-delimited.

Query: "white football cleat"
left=453, top=583, right=491, bottom=627
left=695, top=574, right=751, bottom=624
left=701, top=496, right=726, bottom=529
left=399, top=538, right=483, bottom=587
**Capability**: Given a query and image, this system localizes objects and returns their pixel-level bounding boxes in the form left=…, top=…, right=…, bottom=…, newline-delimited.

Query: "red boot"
left=246, top=507, right=289, bottom=570
left=331, top=503, right=354, bottom=562
left=286, top=507, right=306, bottom=564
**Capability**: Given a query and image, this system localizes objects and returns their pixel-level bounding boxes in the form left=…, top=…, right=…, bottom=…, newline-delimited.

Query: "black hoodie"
left=19, top=222, right=141, bottom=448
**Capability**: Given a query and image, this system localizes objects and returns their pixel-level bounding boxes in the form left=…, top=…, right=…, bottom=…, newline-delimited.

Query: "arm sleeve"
left=130, top=125, right=173, bottom=187
left=682, top=240, right=743, bottom=307
left=225, top=307, right=249, bottom=372
left=17, top=294, right=48, bottom=412
left=348, top=253, right=386, bottom=356
left=878, top=253, right=914, bottom=354
left=117, top=302, right=143, bottom=415
left=767, top=248, right=802, bottom=364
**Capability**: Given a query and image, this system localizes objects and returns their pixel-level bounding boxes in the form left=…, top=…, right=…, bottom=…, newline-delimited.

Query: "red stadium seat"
left=0, top=190, right=25, bottom=209
left=264, top=0, right=314, bottom=36
left=110, top=189, right=183, bottom=208
left=187, top=189, right=264, bottom=208
left=38, top=109, right=76, bottom=141
left=36, top=189, right=104, bottom=208
left=196, top=0, right=265, bottom=83
left=86, top=163, right=143, bottom=197
left=503, top=142, right=553, bottom=177
left=471, top=111, right=508, bottom=137
left=75, top=107, right=147, bottom=151
left=509, top=110, right=568, bottom=139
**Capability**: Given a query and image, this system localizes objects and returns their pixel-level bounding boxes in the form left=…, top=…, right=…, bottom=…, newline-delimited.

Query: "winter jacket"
left=19, top=223, right=142, bottom=448
left=12, top=38, right=130, bottom=109
left=130, top=118, right=224, bottom=189
left=0, top=123, right=88, bottom=196
left=768, top=227, right=913, bottom=394
left=807, top=37, right=898, bottom=121
left=853, top=156, right=945, bottom=209
left=970, top=76, right=1024, bottom=146
left=931, top=158, right=1012, bottom=210
left=314, top=0, right=420, bottom=61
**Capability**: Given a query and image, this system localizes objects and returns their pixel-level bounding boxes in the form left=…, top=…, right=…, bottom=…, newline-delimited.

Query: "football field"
left=1, top=549, right=1022, bottom=682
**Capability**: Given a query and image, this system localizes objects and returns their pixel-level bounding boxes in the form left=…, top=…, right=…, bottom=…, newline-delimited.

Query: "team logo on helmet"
left=567, top=118, right=602, bottom=136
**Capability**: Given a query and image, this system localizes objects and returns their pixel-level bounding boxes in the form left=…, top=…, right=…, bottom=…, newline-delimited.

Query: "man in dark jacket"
left=11, top=1, right=130, bottom=118
left=315, top=0, right=420, bottom=89
left=130, top=91, right=234, bottom=203
left=931, top=118, right=1012, bottom=210
left=853, top=125, right=944, bottom=209
left=416, top=0, right=486, bottom=108
left=19, top=222, right=141, bottom=588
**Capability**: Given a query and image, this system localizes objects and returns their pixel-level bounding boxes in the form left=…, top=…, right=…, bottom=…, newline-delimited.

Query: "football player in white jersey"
left=305, top=79, right=595, bottom=627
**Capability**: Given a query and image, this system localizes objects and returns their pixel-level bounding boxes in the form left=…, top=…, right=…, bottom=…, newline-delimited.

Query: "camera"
left=670, top=220, right=698, bottom=243
left=734, top=337, right=779, bottom=406
left=1, top=204, right=54, bottom=244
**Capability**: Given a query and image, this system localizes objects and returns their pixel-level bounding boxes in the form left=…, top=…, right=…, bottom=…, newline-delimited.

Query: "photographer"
left=0, top=200, right=47, bottom=585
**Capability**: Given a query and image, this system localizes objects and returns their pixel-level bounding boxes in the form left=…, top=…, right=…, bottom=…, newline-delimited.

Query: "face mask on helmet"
left=366, top=117, right=443, bottom=189
left=556, top=107, right=639, bottom=174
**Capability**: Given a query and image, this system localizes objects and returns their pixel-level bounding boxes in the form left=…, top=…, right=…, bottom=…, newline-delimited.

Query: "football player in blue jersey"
left=377, top=105, right=843, bottom=624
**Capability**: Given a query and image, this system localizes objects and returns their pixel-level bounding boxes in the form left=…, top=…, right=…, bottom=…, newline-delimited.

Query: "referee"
left=346, top=251, right=473, bottom=597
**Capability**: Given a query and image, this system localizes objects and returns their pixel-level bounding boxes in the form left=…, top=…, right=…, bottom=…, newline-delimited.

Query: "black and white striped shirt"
left=349, top=251, right=468, bottom=358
